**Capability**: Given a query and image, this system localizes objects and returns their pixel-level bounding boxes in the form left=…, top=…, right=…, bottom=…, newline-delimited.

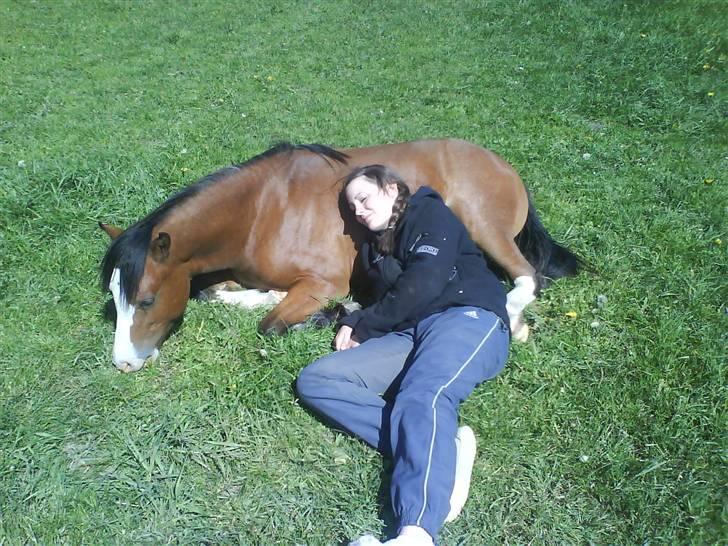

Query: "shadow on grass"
left=375, top=462, right=398, bottom=540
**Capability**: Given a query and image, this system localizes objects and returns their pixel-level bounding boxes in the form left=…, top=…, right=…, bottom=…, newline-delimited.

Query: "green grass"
left=1, top=0, right=726, bottom=544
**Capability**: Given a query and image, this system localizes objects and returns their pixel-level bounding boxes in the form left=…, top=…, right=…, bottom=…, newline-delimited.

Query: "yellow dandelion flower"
left=704, top=178, right=715, bottom=185
left=708, top=91, right=715, bottom=97
left=565, top=311, right=578, bottom=318
left=715, top=238, right=723, bottom=246
left=703, top=63, right=711, bottom=70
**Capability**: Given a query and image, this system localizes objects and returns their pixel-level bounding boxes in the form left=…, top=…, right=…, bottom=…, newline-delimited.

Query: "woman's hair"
left=343, top=164, right=411, bottom=255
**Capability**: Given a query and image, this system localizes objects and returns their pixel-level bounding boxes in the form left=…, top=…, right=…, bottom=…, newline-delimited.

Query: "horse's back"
left=250, top=138, right=529, bottom=292
left=341, top=138, right=528, bottom=240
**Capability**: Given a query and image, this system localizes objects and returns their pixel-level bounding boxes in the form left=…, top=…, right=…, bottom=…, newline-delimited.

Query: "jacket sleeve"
left=341, top=201, right=461, bottom=341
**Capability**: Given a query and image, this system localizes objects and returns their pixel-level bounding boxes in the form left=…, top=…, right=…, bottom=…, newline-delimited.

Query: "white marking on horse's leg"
left=215, top=280, right=244, bottom=291
left=340, top=299, right=362, bottom=314
left=109, top=268, right=156, bottom=372
left=210, top=288, right=287, bottom=308
left=506, top=275, right=536, bottom=342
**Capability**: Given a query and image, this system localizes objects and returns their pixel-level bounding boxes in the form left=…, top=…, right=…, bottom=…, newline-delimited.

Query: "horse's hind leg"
left=507, top=275, right=537, bottom=342
left=258, top=277, right=343, bottom=335
left=481, top=236, right=537, bottom=342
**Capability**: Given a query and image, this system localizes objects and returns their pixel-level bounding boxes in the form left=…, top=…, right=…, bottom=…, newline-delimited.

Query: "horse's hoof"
left=512, top=322, right=530, bottom=342
left=308, top=309, right=336, bottom=328
left=258, top=319, right=287, bottom=336
left=196, top=281, right=242, bottom=301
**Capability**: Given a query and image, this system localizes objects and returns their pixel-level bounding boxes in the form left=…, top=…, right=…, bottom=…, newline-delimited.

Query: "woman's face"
left=345, top=176, right=399, bottom=232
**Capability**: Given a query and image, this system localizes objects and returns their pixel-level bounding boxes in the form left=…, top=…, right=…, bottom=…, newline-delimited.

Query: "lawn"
left=0, top=1, right=725, bottom=544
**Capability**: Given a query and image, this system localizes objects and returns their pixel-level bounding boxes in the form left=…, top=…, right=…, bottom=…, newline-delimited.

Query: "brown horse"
left=100, top=139, right=579, bottom=372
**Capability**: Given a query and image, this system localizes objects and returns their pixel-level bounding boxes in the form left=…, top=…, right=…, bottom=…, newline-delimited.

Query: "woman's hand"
left=334, top=325, right=360, bottom=351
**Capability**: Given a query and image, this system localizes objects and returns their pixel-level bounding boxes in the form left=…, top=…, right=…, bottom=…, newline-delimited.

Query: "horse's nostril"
left=115, top=360, right=143, bottom=373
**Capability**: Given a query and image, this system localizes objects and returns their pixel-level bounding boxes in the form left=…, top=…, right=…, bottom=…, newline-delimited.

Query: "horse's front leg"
left=258, top=277, right=344, bottom=335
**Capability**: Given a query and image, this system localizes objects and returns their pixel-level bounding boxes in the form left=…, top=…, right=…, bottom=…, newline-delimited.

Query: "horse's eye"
left=138, top=297, right=155, bottom=310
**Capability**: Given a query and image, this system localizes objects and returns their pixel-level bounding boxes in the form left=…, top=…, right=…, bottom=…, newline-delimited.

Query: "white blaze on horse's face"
left=109, top=268, right=159, bottom=373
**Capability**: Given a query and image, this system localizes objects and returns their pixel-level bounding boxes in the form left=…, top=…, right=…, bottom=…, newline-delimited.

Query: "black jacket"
left=340, top=187, right=509, bottom=342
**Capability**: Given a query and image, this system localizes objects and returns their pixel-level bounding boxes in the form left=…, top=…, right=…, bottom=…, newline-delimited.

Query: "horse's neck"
left=159, top=172, right=258, bottom=275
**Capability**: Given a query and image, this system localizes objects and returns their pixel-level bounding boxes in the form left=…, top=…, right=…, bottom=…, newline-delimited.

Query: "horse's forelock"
left=101, top=223, right=153, bottom=303
left=98, top=172, right=223, bottom=301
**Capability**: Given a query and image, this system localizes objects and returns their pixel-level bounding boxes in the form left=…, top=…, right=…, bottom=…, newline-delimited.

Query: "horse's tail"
left=515, top=193, right=582, bottom=292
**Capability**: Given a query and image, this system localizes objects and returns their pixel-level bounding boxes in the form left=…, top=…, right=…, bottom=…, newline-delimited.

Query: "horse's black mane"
left=100, top=142, right=349, bottom=301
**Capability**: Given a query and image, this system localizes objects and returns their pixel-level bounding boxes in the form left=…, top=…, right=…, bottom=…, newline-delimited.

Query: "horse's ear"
left=99, top=222, right=124, bottom=240
left=150, top=232, right=171, bottom=262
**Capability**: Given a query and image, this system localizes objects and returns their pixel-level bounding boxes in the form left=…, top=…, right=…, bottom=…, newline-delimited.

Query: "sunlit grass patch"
left=1, top=0, right=725, bottom=543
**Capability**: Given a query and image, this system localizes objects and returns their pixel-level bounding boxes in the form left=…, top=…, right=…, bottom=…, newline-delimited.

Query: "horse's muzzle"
left=113, top=348, right=159, bottom=373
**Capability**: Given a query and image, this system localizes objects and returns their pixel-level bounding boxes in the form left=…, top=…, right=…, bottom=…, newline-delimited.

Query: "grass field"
left=1, top=1, right=726, bottom=544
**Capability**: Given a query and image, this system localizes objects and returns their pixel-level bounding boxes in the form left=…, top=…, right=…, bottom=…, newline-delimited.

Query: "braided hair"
left=343, top=165, right=411, bottom=255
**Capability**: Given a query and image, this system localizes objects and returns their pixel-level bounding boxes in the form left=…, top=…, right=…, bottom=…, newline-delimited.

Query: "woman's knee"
left=296, top=361, right=324, bottom=403
left=296, top=352, right=345, bottom=397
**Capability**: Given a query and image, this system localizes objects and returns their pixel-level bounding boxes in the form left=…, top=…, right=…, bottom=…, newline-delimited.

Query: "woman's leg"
left=389, top=308, right=509, bottom=539
left=296, top=330, right=414, bottom=454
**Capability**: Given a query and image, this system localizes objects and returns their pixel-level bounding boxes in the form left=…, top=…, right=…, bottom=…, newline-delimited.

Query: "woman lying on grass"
left=296, top=165, right=510, bottom=546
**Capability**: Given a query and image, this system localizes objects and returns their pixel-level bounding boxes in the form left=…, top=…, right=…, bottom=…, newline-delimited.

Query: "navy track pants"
left=296, top=306, right=509, bottom=538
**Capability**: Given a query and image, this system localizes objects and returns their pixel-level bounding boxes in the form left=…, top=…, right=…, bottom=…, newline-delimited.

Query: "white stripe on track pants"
left=297, top=306, right=509, bottom=538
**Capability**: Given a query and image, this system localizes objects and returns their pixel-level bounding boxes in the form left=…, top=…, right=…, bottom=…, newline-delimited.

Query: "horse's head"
left=100, top=223, right=190, bottom=372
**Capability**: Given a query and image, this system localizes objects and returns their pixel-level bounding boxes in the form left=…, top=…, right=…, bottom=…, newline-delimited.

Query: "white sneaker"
left=445, top=425, right=477, bottom=522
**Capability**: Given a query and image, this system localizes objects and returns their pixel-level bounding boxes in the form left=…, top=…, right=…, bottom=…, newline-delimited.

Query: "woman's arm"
left=334, top=324, right=360, bottom=351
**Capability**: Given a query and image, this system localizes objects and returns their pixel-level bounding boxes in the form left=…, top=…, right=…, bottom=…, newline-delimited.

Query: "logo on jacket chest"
left=416, top=245, right=439, bottom=256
